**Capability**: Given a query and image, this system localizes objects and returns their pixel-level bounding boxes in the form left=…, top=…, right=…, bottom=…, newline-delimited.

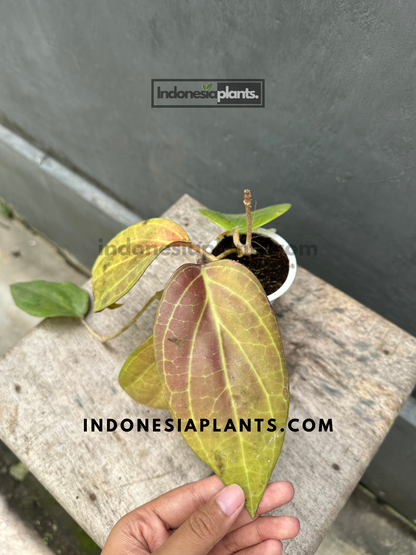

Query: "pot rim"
left=206, top=227, right=297, bottom=302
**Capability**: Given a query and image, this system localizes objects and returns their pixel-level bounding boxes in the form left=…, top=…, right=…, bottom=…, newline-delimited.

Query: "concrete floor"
left=0, top=206, right=87, bottom=355
left=0, top=205, right=415, bottom=555
left=316, top=487, right=416, bottom=555
left=0, top=206, right=97, bottom=555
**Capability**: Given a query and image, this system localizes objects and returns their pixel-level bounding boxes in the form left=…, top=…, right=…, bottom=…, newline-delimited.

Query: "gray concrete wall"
left=0, top=1, right=415, bottom=335
left=0, top=125, right=140, bottom=269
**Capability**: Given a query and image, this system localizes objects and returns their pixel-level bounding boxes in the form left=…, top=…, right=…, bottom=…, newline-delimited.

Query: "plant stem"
left=212, top=230, right=230, bottom=244
left=232, top=190, right=257, bottom=257
left=244, top=189, right=253, bottom=249
left=188, top=242, right=217, bottom=261
left=80, top=318, right=104, bottom=342
left=233, top=228, right=244, bottom=256
left=216, top=247, right=238, bottom=260
left=169, top=241, right=217, bottom=262
left=81, top=290, right=163, bottom=343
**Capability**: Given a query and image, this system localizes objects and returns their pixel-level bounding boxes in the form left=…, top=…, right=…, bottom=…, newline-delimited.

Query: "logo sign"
left=151, top=79, right=265, bottom=108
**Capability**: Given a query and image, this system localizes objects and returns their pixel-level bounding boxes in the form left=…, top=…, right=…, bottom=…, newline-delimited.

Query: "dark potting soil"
left=211, top=234, right=289, bottom=296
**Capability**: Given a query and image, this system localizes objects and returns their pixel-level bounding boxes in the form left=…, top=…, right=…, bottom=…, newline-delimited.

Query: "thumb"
left=157, top=484, right=245, bottom=555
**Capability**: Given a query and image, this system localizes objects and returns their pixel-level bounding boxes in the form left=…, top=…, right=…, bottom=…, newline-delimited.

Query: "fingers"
left=137, top=474, right=225, bottom=530
left=209, top=515, right=300, bottom=555
left=257, top=482, right=295, bottom=515
left=106, top=477, right=223, bottom=554
left=102, top=479, right=298, bottom=555
left=228, top=481, right=294, bottom=534
left=155, top=484, right=245, bottom=555
left=138, top=477, right=294, bottom=532
left=235, top=539, right=283, bottom=555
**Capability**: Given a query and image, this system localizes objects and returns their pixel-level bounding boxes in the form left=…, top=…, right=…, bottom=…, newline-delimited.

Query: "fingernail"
left=216, top=484, right=244, bottom=516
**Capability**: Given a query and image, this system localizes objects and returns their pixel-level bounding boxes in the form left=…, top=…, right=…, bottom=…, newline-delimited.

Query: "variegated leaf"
left=92, top=218, right=190, bottom=312
left=154, top=260, right=289, bottom=517
left=119, top=336, right=168, bottom=410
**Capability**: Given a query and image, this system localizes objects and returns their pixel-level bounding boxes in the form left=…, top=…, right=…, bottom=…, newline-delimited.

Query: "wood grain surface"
left=1, top=194, right=415, bottom=554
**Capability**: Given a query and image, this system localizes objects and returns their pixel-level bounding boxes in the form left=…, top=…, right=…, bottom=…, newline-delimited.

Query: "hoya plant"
left=11, top=190, right=291, bottom=517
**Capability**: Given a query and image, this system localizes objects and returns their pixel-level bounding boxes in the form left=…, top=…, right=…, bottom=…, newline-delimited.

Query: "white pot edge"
left=206, top=227, right=297, bottom=302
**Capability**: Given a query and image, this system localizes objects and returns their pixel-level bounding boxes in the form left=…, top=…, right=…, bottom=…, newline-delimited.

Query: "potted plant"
left=202, top=198, right=297, bottom=301
left=10, top=190, right=296, bottom=517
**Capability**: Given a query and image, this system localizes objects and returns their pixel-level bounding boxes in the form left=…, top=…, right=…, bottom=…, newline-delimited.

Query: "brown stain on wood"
left=112, top=432, right=123, bottom=444
left=354, top=379, right=403, bottom=422
left=8, top=405, right=19, bottom=434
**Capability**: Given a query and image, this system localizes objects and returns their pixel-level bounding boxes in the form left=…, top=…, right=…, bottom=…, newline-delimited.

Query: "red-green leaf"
left=119, top=336, right=168, bottom=410
left=92, top=218, right=190, bottom=312
left=154, top=260, right=289, bottom=517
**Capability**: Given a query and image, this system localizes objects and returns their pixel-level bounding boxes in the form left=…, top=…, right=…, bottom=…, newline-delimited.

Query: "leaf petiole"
left=215, top=247, right=238, bottom=260
left=81, top=290, right=163, bottom=343
left=168, top=241, right=217, bottom=261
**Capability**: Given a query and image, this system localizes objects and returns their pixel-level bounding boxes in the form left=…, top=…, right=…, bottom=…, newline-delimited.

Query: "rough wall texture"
left=0, top=1, right=415, bottom=334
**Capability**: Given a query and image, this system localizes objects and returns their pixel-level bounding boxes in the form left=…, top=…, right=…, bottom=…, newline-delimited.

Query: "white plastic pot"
left=206, top=227, right=297, bottom=302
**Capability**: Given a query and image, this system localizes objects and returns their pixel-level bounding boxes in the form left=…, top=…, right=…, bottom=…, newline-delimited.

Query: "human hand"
left=101, top=474, right=299, bottom=555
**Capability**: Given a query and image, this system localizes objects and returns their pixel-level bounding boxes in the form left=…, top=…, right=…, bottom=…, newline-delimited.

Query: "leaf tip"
left=247, top=504, right=257, bottom=519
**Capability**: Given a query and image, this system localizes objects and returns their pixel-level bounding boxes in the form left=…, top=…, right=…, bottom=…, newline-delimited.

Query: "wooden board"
left=1, top=194, right=415, bottom=554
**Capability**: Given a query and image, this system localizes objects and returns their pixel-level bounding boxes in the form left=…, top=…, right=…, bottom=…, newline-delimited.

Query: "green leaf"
left=108, top=302, right=123, bottom=309
left=199, top=204, right=291, bottom=233
left=92, top=218, right=190, bottom=312
left=10, top=281, right=90, bottom=318
left=154, top=260, right=289, bottom=517
left=0, top=202, right=13, bottom=219
left=119, top=336, right=168, bottom=410
left=202, top=85, right=207, bottom=90
left=206, top=83, right=212, bottom=90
